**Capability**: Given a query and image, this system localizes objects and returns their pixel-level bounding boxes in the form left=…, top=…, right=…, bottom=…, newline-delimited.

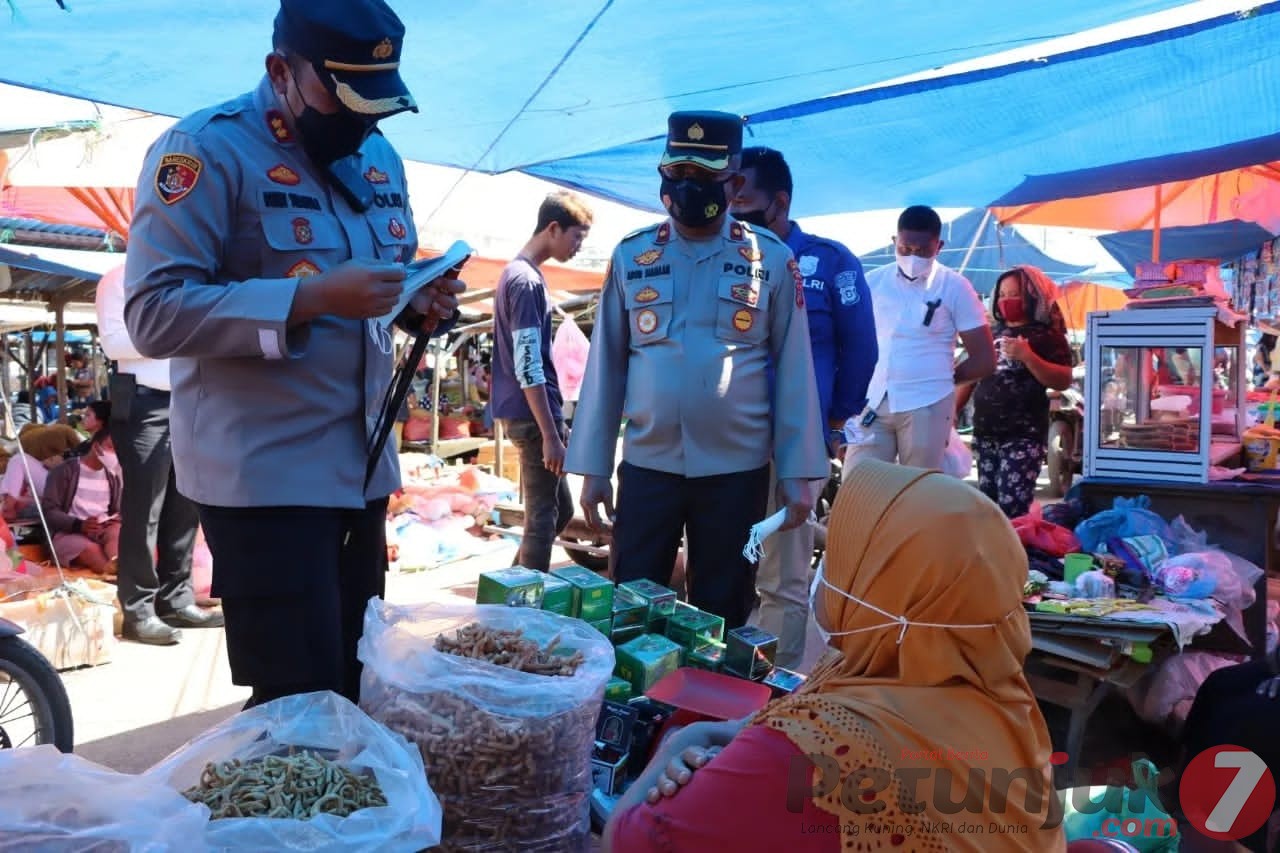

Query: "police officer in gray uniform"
left=569, top=111, right=828, bottom=630
left=124, top=0, right=463, bottom=707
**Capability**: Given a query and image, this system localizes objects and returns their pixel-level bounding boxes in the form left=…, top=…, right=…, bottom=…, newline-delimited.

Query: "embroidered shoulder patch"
left=155, top=154, right=202, bottom=205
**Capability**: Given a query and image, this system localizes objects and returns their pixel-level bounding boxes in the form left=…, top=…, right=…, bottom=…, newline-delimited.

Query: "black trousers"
left=504, top=418, right=573, bottom=571
left=612, top=462, right=770, bottom=630
left=197, top=499, right=388, bottom=708
left=111, top=385, right=198, bottom=623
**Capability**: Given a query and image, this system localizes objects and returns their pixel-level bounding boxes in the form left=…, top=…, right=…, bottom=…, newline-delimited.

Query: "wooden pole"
left=24, top=331, right=34, bottom=401
left=0, top=334, right=10, bottom=404
left=54, top=303, right=67, bottom=423
left=1152, top=185, right=1163, bottom=263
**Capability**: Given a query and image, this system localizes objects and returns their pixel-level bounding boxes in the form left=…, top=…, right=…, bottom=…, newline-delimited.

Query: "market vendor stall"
left=1016, top=487, right=1268, bottom=785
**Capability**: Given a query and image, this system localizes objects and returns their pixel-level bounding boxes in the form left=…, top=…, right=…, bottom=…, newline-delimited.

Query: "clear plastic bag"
left=0, top=745, right=210, bottom=852
left=357, top=599, right=615, bottom=852
left=940, top=428, right=972, bottom=478
left=145, top=691, right=441, bottom=853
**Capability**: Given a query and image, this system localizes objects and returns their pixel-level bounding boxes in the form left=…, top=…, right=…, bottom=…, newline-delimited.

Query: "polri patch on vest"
left=836, top=270, right=861, bottom=305
left=730, top=283, right=760, bottom=307
left=292, top=217, right=314, bottom=245
left=155, top=154, right=202, bottom=205
left=634, top=248, right=663, bottom=266
left=634, top=286, right=660, bottom=304
left=265, top=110, right=293, bottom=143
left=364, top=166, right=390, bottom=184
left=388, top=218, right=407, bottom=239
left=267, top=164, right=300, bottom=186
left=636, top=309, right=659, bottom=335
left=732, top=308, right=754, bottom=332
left=286, top=260, right=321, bottom=279
left=738, top=246, right=763, bottom=263
left=798, top=254, right=819, bottom=277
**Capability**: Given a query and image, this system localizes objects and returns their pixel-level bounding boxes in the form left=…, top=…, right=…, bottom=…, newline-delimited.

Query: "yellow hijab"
left=754, top=459, right=1064, bottom=851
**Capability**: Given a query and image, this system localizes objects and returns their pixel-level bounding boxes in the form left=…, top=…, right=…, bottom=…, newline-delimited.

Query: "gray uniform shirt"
left=124, top=76, right=431, bottom=509
left=567, top=217, right=828, bottom=481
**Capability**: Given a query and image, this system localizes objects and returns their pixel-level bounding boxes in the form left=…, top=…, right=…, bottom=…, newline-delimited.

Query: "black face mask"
left=289, top=77, right=375, bottom=166
left=661, top=176, right=728, bottom=228
left=732, top=207, right=771, bottom=229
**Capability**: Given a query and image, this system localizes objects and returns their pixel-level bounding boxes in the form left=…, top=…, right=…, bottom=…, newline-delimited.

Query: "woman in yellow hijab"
left=605, top=459, right=1064, bottom=852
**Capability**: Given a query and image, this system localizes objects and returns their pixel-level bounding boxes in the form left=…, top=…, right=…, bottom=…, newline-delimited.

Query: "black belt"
left=135, top=385, right=170, bottom=397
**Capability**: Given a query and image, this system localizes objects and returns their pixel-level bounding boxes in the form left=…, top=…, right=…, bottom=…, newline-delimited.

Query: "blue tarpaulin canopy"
left=0, top=0, right=1200, bottom=179
left=524, top=5, right=1280, bottom=215
left=858, top=209, right=1090, bottom=295
left=1097, top=219, right=1277, bottom=274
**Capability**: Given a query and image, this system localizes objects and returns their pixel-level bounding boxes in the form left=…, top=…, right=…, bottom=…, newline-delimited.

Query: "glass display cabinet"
left=1084, top=306, right=1246, bottom=484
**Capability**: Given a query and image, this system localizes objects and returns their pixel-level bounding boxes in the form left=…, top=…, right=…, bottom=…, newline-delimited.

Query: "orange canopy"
left=1054, top=281, right=1129, bottom=332
left=992, top=162, right=1280, bottom=232
left=416, top=250, right=604, bottom=316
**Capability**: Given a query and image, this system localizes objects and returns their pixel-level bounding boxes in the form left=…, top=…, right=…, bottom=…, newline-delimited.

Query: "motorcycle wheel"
left=0, top=635, right=74, bottom=752
left=1046, top=420, right=1074, bottom=498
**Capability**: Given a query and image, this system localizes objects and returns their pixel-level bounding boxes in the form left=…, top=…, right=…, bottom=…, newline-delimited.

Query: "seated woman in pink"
left=604, top=459, right=1064, bottom=852
left=40, top=429, right=121, bottom=575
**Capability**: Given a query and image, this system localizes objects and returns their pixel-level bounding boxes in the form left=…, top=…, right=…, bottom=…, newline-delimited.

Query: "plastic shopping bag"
left=0, top=745, right=210, bottom=852
left=146, top=691, right=441, bottom=853
left=940, top=428, right=973, bottom=478
left=551, top=316, right=591, bottom=403
left=1061, top=759, right=1179, bottom=852
left=358, top=599, right=615, bottom=852
left=1012, top=502, right=1081, bottom=557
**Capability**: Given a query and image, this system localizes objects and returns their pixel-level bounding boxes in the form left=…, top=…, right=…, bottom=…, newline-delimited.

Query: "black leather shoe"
left=160, top=605, right=226, bottom=629
left=123, top=617, right=182, bottom=646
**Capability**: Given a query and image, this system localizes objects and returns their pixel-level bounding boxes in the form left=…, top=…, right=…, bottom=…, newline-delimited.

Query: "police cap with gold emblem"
left=659, top=111, right=744, bottom=173
left=275, top=0, right=418, bottom=118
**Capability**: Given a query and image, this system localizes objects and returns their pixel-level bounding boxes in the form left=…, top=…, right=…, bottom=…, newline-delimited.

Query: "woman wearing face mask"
left=40, top=428, right=122, bottom=577
left=603, top=459, right=1064, bottom=853
left=970, top=266, right=1074, bottom=519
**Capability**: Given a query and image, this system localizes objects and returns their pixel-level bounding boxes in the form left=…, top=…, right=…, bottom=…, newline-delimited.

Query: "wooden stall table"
left=1026, top=611, right=1174, bottom=784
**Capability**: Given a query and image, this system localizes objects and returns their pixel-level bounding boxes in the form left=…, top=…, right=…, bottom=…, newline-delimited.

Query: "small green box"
left=619, top=579, right=678, bottom=627
left=687, top=640, right=725, bottom=672
left=664, top=602, right=725, bottom=649
left=615, top=634, right=683, bottom=695
left=588, top=617, right=613, bottom=637
left=605, top=677, right=633, bottom=703
left=611, top=624, right=645, bottom=646
left=612, top=585, right=649, bottom=630
left=724, top=625, right=778, bottom=681
left=551, top=566, right=614, bottom=621
left=475, top=567, right=544, bottom=608
left=539, top=573, right=574, bottom=616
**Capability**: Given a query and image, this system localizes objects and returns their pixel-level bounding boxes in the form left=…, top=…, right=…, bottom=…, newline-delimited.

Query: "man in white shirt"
left=846, top=206, right=995, bottom=472
left=97, top=264, right=223, bottom=646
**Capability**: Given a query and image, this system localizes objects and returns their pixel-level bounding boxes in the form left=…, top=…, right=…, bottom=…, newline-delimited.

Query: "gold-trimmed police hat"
left=659, top=111, right=743, bottom=172
left=275, top=0, right=417, bottom=118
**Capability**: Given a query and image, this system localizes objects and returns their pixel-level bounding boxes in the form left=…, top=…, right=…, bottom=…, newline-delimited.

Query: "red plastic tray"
left=644, top=668, right=772, bottom=721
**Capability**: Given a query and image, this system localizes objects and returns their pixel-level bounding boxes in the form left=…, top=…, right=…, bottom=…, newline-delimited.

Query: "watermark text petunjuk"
left=785, top=751, right=1179, bottom=835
